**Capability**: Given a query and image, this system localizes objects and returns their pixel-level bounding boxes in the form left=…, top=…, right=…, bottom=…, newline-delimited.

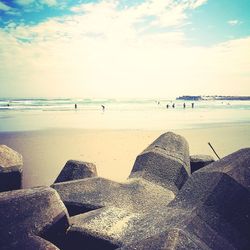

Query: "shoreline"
left=0, top=123, right=250, bottom=188
left=0, top=119, right=250, bottom=132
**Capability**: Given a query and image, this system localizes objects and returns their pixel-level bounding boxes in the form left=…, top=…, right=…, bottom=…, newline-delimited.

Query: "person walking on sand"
left=183, top=103, right=186, bottom=109
left=75, top=103, right=77, bottom=110
left=191, top=103, right=194, bottom=108
left=172, top=103, right=175, bottom=108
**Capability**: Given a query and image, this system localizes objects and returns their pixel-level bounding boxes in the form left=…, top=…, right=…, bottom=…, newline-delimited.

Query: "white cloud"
left=70, top=0, right=207, bottom=29
left=15, top=0, right=35, bottom=5
left=189, top=0, right=208, bottom=9
left=41, top=0, right=57, bottom=7
left=15, top=0, right=57, bottom=7
left=0, top=0, right=249, bottom=98
left=0, top=1, right=12, bottom=11
left=228, top=20, right=240, bottom=26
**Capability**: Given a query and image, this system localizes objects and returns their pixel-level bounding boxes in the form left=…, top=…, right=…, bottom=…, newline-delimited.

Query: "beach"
left=1, top=98, right=250, bottom=188
left=0, top=123, right=249, bottom=188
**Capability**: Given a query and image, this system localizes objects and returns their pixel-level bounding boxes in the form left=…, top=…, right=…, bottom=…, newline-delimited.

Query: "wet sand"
left=0, top=123, right=249, bottom=188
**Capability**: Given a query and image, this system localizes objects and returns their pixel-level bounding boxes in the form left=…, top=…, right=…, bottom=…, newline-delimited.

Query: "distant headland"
left=176, top=95, right=250, bottom=101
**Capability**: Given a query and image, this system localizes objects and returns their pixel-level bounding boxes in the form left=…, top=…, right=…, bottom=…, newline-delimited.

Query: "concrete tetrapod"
left=0, top=145, right=23, bottom=192
left=190, top=154, right=215, bottom=173
left=57, top=132, right=191, bottom=249
left=118, top=228, right=210, bottom=250
left=52, top=177, right=175, bottom=216
left=64, top=148, right=250, bottom=249
left=119, top=148, right=250, bottom=249
left=2, top=235, right=60, bottom=250
left=129, top=132, right=190, bottom=193
left=54, top=160, right=97, bottom=183
left=0, top=186, right=70, bottom=249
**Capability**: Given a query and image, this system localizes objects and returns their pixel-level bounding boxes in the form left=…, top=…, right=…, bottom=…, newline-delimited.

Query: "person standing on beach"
left=75, top=104, right=77, bottom=110
left=183, top=103, right=186, bottom=109
left=172, top=103, right=175, bottom=108
left=101, top=105, right=105, bottom=112
left=191, top=103, right=194, bottom=108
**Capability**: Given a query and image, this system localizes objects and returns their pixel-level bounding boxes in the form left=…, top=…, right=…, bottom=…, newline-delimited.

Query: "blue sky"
left=1, top=0, right=249, bottom=46
left=185, top=0, right=250, bottom=45
left=0, top=0, right=250, bottom=98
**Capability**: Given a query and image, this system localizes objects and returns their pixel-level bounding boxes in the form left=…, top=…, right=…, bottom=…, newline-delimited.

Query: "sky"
left=0, top=0, right=250, bottom=98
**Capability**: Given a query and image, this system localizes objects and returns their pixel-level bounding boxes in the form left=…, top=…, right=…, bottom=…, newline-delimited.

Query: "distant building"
left=176, top=95, right=250, bottom=101
left=176, top=96, right=201, bottom=101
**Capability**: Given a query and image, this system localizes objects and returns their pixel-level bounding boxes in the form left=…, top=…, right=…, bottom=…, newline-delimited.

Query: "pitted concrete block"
left=0, top=186, right=70, bottom=248
left=190, top=154, right=215, bottom=173
left=130, top=132, right=190, bottom=192
left=54, top=160, right=97, bottom=183
left=0, top=145, right=23, bottom=192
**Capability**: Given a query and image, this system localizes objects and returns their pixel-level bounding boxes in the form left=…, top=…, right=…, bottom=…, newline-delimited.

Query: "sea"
left=0, top=98, right=250, bottom=131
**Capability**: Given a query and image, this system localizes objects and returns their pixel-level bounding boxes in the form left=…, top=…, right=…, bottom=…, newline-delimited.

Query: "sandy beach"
left=0, top=123, right=249, bottom=188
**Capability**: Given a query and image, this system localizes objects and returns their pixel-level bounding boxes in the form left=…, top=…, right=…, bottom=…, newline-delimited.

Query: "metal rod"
left=208, top=142, right=220, bottom=160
